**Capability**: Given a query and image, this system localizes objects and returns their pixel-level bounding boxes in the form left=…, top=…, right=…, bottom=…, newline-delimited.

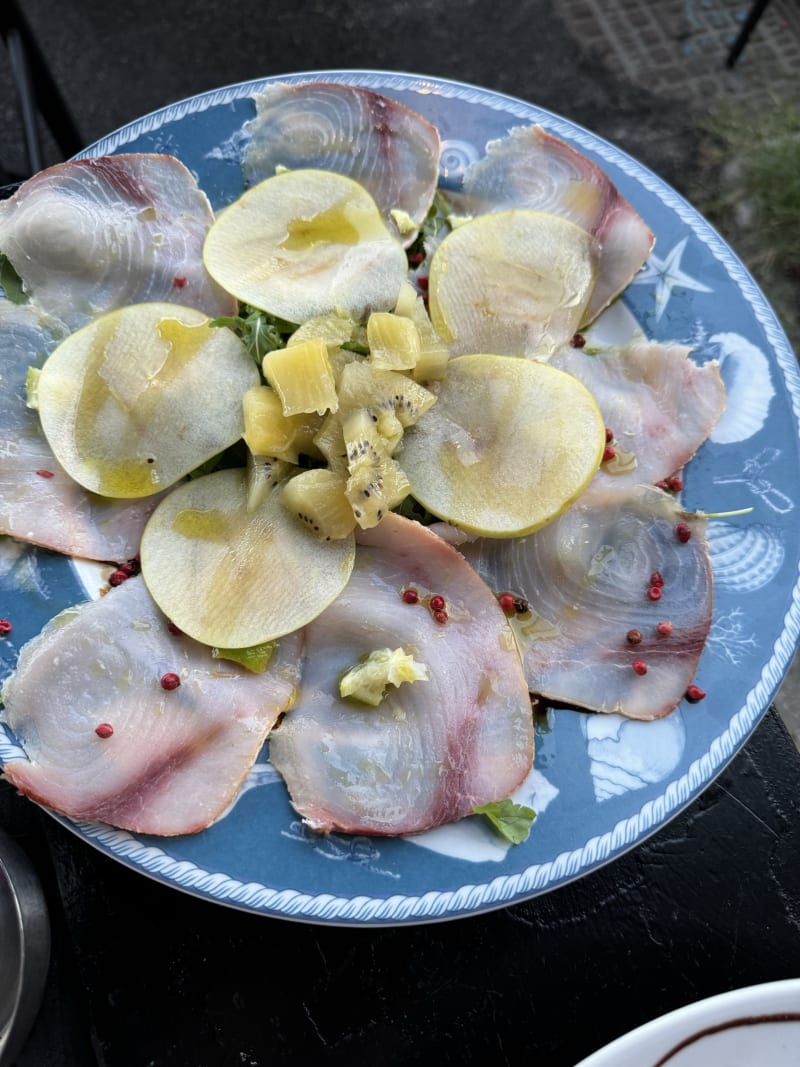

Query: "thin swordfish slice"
left=268, top=513, right=534, bottom=836
left=1, top=576, right=302, bottom=836
left=0, top=154, right=237, bottom=329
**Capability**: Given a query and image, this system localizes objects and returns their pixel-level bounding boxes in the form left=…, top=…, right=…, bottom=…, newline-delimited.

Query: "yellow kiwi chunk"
left=428, top=210, right=599, bottom=358
left=287, top=312, right=359, bottom=352
left=399, top=353, right=605, bottom=537
left=242, top=386, right=298, bottom=459
left=36, top=303, right=259, bottom=498
left=343, top=408, right=411, bottom=529
left=262, top=337, right=338, bottom=417
left=366, top=311, right=421, bottom=370
left=339, top=647, right=430, bottom=706
left=242, top=384, right=324, bottom=464
left=313, top=412, right=348, bottom=475
left=336, top=360, right=437, bottom=453
left=394, top=281, right=450, bottom=381
left=281, top=467, right=357, bottom=540
left=245, top=452, right=296, bottom=512
left=140, top=467, right=355, bottom=647
left=202, top=169, right=408, bottom=323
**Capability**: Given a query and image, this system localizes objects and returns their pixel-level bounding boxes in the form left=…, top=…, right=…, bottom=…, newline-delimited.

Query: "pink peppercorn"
left=685, top=685, right=706, bottom=703
left=95, top=723, right=114, bottom=739
left=0, top=619, right=12, bottom=636
left=632, top=660, right=648, bottom=676
left=498, top=593, right=516, bottom=614
left=160, top=672, right=181, bottom=691
left=433, top=610, right=448, bottom=625
left=626, top=629, right=643, bottom=645
left=676, top=522, right=692, bottom=543
left=429, top=594, right=446, bottom=613
left=108, top=570, right=129, bottom=587
left=656, top=621, right=673, bottom=638
left=402, top=588, right=419, bottom=605
left=603, top=446, right=616, bottom=463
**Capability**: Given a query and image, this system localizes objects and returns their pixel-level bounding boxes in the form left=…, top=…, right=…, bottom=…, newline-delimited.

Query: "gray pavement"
left=2, top=0, right=799, bottom=735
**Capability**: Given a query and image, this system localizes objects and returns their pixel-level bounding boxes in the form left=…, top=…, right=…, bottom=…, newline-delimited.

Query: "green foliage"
left=693, top=101, right=800, bottom=348
left=473, top=798, right=537, bottom=845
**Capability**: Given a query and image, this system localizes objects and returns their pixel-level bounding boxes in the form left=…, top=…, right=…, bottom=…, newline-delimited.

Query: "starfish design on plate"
left=631, top=236, right=712, bottom=321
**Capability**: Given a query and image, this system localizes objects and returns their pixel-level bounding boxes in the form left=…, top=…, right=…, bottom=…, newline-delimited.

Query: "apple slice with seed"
left=140, top=467, right=355, bottom=647
left=399, top=353, right=605, bottom=537
left=202, top=169, right=408, bottom=324
left=36, top=303, right=259, bottom=498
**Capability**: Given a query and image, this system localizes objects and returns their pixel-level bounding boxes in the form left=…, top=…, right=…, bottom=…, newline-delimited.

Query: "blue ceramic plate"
left=2, top=71, right=799, bottom=925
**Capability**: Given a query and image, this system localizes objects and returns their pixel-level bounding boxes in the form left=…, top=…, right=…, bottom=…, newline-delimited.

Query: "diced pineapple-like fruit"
left=366, top=311, right=421, bottom=370
left=394, top=283, right=450, bottom=382
left=288, top=312, right=358, bottom=352
left=281, top=467, right=357, bottom=540
left=262, top=336, right=338, bottom=417
left=243, top=387, right=325, bottom=464
left=242, top=386, right=298, bottom=460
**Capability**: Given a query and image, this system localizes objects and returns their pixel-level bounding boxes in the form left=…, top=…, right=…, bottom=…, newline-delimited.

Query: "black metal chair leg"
left=727, top=0, right=773, bottom=68
left=0, top=0, right=84, bottom=175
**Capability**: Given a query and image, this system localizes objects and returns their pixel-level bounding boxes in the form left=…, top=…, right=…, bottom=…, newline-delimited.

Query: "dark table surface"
left=4, top=703, right=799, bottom=1067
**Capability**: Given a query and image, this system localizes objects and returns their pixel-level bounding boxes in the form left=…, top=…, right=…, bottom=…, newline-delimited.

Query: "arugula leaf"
left=392, top=494, right=438, bottom=526
left=211, top=640, right=276, bottom=673
left=210, top=304, right=295, bottom=366
left=473, top=798, right=537, bottom=845
left=0, top=253, right=28, bottom=304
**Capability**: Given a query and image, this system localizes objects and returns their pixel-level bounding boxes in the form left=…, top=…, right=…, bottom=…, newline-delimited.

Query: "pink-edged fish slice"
left=460, top=485, right=713, bottom=721
left=268, top=513, right=534, bottom=836
left=1, top=576, right=302, bottom=836
left=552, top=339, right=726, bottom=495
left=0, top=154, right=237, bottom=330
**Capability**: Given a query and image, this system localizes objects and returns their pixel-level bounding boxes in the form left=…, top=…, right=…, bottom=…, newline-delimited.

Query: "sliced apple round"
left=36, top=303, right=259, bottom=498
left=399, top=354, right=605, bottom=537
left=140, top=467, right=355, bottom=647
left=202, top=168, right=408, bottom=324
left=428, top=210, right=599, bottom=358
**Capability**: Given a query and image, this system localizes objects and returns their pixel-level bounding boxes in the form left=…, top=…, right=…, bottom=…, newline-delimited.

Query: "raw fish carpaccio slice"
left=268, top=513, right=534, bottom=835
left=460, top=486, right=712, bottom=720
left=1, top=576, right=301, bottom=835
left=551, top=340, right=726, bottom=494
left=0, top=154, right=237, bottom=329
left=448, top=124, right=654, bottom=325
left=0, top=302, right=165, bottom=561
left=242, top=81, right=441, bottom=245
